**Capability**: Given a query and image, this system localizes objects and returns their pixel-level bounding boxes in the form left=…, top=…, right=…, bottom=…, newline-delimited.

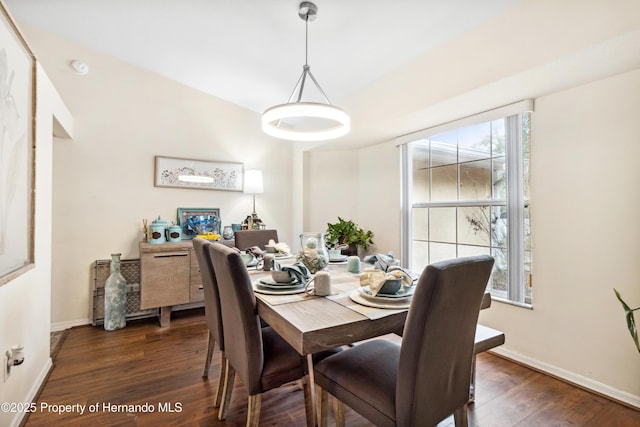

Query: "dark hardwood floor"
left=25, top=308, right=639, bottom=426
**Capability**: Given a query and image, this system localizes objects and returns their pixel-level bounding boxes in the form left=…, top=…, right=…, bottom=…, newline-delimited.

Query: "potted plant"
left=326, top=217, right=374, bottom=257
left=614, top=289, right=639, bottom=354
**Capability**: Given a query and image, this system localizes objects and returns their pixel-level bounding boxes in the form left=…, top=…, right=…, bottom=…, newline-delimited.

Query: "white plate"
left=257, top=282, right=303, bottom=291
left=274, top=253, right=294, bottom=259
left=253, top=283, right=306, bottom=295
left=259, top=277, right=297, bottom=286
left=349, top=290, right=411, bottom=309
left=329, top=255, right=348, bottom=262
left=361, top=285, right=415, bottom=299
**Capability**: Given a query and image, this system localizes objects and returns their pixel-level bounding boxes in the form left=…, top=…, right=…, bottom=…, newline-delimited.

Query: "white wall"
left=303, top=143, right=401, bottom=258
left=307, top=69, right=640, bottom=406
left=0, top=63, right=72, bottom=427
left=481, top=69, right=640, bottom=405
left=18, top=25, right=295, bottom=329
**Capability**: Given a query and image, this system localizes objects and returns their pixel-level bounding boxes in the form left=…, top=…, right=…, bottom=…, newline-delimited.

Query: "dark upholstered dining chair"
left=208, top=242, right=313, bottom=426
left=313, top=255, right=495, bottom=427
left=192, top=238, right=227, bottom=409
left=234, top=229, right=279, bottom=251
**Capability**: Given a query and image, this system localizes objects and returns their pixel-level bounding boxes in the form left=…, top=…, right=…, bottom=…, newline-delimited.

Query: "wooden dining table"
left=247, top=259, right=408, bottom=426
left=247, top=258, right=491, bottom=427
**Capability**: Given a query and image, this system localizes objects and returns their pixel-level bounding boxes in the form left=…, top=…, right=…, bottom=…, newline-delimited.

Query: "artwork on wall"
left=177, top=208, right=221, bottom=240
left=154, top=156, right=243, bottom=191
left=0, top=4, right=36, bottom=286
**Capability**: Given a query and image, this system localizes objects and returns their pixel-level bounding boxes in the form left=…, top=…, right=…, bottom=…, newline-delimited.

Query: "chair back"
left=234, top=229, right=279, bottom=251
left=208, top=242, right=264, bottom=394
left=192, top=238, right=224, bottom=351
left=396, top=255, right=494, bottom=426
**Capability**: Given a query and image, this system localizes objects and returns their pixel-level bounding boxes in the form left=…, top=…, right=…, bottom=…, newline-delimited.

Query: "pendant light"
left=262, top=1, right=350, bottom=142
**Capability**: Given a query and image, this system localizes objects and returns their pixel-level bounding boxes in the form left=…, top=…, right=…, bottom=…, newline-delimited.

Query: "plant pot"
left=342, top=244, right=358, bottom=257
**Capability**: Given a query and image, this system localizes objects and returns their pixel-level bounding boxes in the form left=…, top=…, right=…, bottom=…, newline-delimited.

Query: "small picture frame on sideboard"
left=177, top=208, right=221, bottom=240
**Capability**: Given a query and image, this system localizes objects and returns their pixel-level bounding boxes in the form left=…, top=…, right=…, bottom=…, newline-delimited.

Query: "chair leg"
left=332, top=396, right=345, bottom=427
left=453, top=403, right=469, bottom=427
left=302, top=375, right=315, bottom=427
left=218, top=359, right=236, bottom=420
left=317, top=385, right=328, bottom=427
left=214, top=352, right=227, bottom=408
left=469, top=354, right=477, bottom=403
left=246, top=394, right=262, bottom=427
left=202, top=332, right=215, bottom=377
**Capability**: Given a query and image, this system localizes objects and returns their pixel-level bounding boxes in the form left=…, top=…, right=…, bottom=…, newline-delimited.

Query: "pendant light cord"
left=305, top=14, right=309, bottom=66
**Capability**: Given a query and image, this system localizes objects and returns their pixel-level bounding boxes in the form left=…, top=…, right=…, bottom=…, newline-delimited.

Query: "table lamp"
left=244, top=169, right=264, bottom=229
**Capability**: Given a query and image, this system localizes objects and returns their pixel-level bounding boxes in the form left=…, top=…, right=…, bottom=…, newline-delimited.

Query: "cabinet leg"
left=159, top=306, right=171, bottom=327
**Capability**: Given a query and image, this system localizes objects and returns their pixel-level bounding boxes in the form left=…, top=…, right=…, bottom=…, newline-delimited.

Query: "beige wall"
left=0, top=63, right=72, bottom=427
left=303, top=142, right=401, bottom=259
left=481, top=68, right=640, bottom=403
left=18, top=25, right=296, bottom=329
left=307, top=69, right=640, bottom=405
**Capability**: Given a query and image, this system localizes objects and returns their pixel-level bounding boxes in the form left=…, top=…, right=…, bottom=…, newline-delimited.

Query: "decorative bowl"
left=240, top=253, right=255, bottom=266
left=378, top=278, right=402, bottom=295
left=271, top=270, right=291, bottom=283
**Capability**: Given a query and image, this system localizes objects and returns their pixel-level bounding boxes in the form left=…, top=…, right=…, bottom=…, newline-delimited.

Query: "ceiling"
left=4, top=1, right=639, bottom=149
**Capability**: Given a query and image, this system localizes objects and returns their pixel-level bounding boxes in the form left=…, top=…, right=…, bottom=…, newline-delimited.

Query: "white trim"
left=491, top=347, right=640, bottom=410
left=400, top=144, right=411, bottom=267
left=8, top=357, right=52, bottom=427
left=51, top=318, right=90, bottom=332
left=393, top=99, right=534, bottom=146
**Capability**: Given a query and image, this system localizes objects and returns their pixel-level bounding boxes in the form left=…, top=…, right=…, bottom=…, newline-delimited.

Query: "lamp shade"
left=244, top=169, right=264, bottom=194
left=262, top=2, right=350, bottom=142
left=262, top=102, right=350, bottom=142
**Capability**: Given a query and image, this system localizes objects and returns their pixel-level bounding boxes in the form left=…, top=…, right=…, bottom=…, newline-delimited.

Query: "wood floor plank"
left=24, top=309, right=639, bottom=427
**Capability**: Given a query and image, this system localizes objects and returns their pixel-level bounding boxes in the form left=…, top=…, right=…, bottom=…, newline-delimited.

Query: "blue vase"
left=104, top=253, right=127, bottom=331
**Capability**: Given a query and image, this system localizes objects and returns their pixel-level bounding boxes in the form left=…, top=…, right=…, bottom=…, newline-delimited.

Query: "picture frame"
left=154, top=156, right=243, bottom=191
left=0, top=3, right=36, bottom=286
left=177, top=208, right=221, bottom=240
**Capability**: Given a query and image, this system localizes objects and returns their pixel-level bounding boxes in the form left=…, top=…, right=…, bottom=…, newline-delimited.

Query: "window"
left=402, top=112, right=531, bottom=306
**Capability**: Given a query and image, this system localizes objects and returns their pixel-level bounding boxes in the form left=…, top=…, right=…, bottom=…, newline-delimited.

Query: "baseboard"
left=491, top=347, right=640, bottom=410
left=10, top=357, right=52, bottom=427
left=50, top=318, right=90, bottom=332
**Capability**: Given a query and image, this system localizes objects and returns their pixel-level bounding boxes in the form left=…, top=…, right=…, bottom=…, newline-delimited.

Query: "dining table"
left=246, top=255, right=491, bottom=427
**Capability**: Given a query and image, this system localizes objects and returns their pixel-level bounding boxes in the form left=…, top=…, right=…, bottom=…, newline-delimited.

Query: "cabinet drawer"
left=140, top=251, right=191, bottom=309
left=190, top=283, right=204, bottom=302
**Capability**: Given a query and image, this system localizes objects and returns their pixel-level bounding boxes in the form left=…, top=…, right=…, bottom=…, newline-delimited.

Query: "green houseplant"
left=614, top=289, right=640, bottom=354
left=326, top=217, right=374, bottom=256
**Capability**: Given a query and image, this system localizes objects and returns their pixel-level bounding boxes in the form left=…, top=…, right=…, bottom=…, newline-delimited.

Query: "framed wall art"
left=0, top=3, right=36, bottom=286
left=177, top=208, right=221, bottom=240
left=154, top=156, right=243, bottom=191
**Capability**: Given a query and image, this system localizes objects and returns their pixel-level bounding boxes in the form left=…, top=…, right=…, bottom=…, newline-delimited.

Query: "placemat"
left=348, top=290, right=411, bottom=309
left=253, top=285, right=318, bottom=305
left=327, top=293, right=408, bottom=320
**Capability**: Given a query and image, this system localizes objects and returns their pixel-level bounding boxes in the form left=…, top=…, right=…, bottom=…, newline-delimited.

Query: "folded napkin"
left=281, top=262, right=312, bottom=284
left=266, top=239, right=291, bottom=254
left=244, top=246, right=264, bottom=258
left=360, top=269, right=413, bottom=296
left=362, top=252, right=400, bottom=272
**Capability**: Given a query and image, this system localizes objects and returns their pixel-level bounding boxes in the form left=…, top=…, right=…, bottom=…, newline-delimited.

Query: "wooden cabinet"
left=139, top=241, right=203, bottom=326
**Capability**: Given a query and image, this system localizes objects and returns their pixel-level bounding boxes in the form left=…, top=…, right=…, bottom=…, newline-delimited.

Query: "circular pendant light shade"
left=262, top=2, right=350, bottom=142
left=262, top=102, right=350, bottom=142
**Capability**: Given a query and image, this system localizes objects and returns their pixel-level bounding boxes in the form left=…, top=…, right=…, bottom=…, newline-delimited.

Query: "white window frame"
left=399, top=101, right=533, bottom=307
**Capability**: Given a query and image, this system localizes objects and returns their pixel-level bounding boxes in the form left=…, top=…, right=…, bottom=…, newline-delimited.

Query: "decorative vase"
left=222, top=225, right=234, bottom=240
left=297, top=232, right=329, bottom=274
left=104, top=253, right=127, bottom=331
